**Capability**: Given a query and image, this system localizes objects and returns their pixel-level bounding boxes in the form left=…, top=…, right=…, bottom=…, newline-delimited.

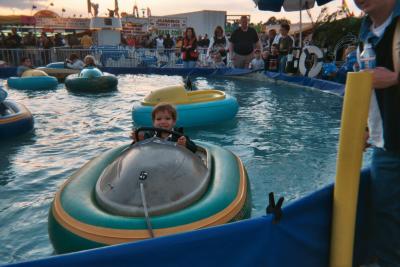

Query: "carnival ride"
left=48, top=128, right=250, bottom=253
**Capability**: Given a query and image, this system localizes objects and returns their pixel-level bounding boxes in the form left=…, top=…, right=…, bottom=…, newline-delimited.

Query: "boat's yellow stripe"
left=0, top=111, right=31, bottom=124
left=141, top=90, right=226, bottom=106
left=52, top=155, right=247, bottom=245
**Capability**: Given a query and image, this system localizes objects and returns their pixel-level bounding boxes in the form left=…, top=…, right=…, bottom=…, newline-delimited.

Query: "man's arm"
left=229, top=42, right=234, bottom=60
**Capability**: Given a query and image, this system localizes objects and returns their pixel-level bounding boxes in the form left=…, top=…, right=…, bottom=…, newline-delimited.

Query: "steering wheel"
left=134, top=127, right=184, bottom=142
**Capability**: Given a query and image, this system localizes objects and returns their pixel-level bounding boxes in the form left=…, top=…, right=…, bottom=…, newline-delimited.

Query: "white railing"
left=0, top=47, right=219, bottom=68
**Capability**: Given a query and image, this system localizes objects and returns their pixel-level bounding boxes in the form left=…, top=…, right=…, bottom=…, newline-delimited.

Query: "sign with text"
left=149, top=16, right=186, bottom=37
left=35, top=17, right=90, bottom=29
left=121, top=17, right=148, bottom=36
left=149, top=16, right=186, bottom=29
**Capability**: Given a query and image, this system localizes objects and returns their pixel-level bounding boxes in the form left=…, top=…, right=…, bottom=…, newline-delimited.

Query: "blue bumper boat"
left=132, top=85, right=239, bottom=127
left=65, top=68, right=118, bottom=92
left=37, top=62, right=80, bottom=81
left=7, top=70, right=58, bottom=90
left=0, top=99, right=34, bottom=138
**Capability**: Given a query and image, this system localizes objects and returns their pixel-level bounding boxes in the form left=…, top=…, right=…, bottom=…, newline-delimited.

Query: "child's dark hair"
left=151, top=103, right=177, bottom=121
left=280, top=23, right=290, bottom=32
left=21, top=57, right=30, bottom=63
left=271, top=43, right=279, bottom=49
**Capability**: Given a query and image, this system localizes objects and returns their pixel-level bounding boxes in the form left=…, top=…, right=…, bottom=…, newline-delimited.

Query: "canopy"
left=254, top=0, right=335, bottom=46
left=255, top=0, right=334, bottom=12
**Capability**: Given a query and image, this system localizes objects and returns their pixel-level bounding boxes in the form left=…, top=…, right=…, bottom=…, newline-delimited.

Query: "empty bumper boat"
left=132, top=85, right=239, bottom=127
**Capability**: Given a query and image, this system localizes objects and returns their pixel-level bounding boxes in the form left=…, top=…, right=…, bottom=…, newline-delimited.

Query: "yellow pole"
left=329, top=72, right=372, bottom=267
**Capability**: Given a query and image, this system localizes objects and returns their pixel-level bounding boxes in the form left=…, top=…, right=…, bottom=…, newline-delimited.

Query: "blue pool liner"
left=2, top=169, right=372, bottom=267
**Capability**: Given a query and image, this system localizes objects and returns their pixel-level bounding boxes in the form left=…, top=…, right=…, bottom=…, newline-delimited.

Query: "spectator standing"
left=155, top=35, right=164, bottom=50
left=54, top=33, right=65, bottom=47
left=276, top=23, right=293, bottom=72
left=207, top=26, right=229, bottom=64
left=202, top=34, right=210, bottom=48
left=249, top=49, right=264, bottom=70
left=175, top=36, right=183, bottom=58
left=264, top=43, right=279, bottom=72
left=163, top=34, right=174, bottom=49
left=212, top=52, right=226, bottom=68
left=9, top=27, right=22, bottom=48
left=163, top=34, right=174, bottom=59
left=266, top=29, right=277, bottom=51
left=229, top=15, right=261, bottom=68
left=181, top=27, right=198, bottom=68
left=68, top=32, right=80, bottom=48
left=353, top=0, right=400, bottom=266
left=80, top=33, right=93, bottom=49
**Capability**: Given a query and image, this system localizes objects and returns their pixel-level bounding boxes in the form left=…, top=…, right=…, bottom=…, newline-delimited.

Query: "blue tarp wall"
left=3, top=170, right=372, bottom=267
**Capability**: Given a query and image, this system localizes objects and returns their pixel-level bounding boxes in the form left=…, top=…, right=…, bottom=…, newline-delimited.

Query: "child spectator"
left=277, top=23, right=293, bottom=72
left=212, top=52, right=226, bottom=68
left=249, top=49, right=264, bottom=70
left=130, top=103, right=197, bottom=153
left=264, top=44, right=279, bottom=72
left=321, top=54, right=338, bottom=81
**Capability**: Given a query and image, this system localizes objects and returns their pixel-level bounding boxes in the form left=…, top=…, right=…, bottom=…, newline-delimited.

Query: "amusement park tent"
left=253, top=0, right=334, bottom=45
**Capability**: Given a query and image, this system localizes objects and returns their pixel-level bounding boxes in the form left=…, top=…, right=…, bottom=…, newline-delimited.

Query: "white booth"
left=90, top=17, right=122, bottom=46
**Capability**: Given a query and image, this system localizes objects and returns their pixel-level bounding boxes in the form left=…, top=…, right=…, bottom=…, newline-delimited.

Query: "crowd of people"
left=0, top=15, right=300, bottom=72
left=0, top=28, right=94, bottom=49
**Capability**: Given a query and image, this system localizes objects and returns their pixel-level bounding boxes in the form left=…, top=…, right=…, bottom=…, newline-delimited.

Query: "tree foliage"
left=312, top=17, right=362, bottom=50
left=265, top=16, right=291, bottom=25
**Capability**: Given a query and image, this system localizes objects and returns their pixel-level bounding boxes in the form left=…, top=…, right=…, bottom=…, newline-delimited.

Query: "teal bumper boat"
left=0, top=99, right=34, bottom=138
left=65, top=68, right=118, bottom=92
left=7, top=70, right=58, bottom=90
left=48, top=128, right=251, bottom=253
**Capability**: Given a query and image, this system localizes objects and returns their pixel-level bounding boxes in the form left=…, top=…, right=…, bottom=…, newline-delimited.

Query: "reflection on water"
left=0, top=74, right=343, bottom=264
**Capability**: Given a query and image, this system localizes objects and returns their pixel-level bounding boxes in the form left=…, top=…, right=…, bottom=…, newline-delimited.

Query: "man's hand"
left=364, top=128, right=371, bottom=151
left=130, top=130, right=144, bottom=142
left=369, top=67, right=398, bottom=89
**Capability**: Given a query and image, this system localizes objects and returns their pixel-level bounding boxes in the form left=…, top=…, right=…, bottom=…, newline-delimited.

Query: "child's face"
left=280, top=27, right=288, bottom=36
left=254, top=51, right=261, bottom=59
left=271, top=46, right=278, bottom=54
left=153, top=110, right=176, bottom=130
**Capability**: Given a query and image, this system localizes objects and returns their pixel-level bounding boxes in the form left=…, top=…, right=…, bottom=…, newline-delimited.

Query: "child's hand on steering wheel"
left=177, top=136, right=187, bottom=146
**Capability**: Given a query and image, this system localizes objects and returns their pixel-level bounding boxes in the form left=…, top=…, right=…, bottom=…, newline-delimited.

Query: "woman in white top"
left=207, top=26, right=229, bottom=64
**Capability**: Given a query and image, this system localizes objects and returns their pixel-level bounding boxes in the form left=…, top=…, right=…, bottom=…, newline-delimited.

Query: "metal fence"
left=0, top=47, right=219, bottom=68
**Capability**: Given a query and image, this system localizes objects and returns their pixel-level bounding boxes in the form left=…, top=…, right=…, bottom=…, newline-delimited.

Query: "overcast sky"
left=0, top=0, right=361, bottom=23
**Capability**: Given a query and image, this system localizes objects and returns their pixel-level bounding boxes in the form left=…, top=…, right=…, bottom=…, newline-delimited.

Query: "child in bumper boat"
left=130, top=103, right=197, bottom=153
